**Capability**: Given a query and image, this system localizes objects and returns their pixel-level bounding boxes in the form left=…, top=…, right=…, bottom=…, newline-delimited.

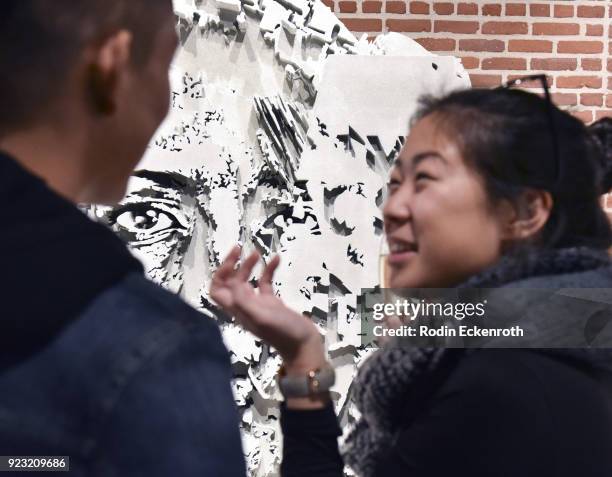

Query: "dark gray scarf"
left=342, top=246, right=612, bottom=477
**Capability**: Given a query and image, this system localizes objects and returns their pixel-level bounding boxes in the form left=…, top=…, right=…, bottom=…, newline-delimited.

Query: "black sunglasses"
left=498, top=74, right=561, bottom=186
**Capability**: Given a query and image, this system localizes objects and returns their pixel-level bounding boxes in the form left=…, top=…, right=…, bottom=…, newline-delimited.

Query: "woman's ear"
left=500, top=188, right=554, bottom=242
left=85, top=30, right=133, bottom=115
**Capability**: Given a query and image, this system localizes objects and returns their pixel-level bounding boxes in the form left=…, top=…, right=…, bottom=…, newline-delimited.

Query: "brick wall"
left=333, top=0, right=611, bottom=123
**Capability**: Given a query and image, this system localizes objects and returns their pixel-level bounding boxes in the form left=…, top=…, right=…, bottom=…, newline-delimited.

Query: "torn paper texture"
left=85, top=0, right=470, bottom=474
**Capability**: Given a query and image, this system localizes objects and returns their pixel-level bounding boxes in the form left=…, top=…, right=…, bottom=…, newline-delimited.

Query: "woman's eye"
left=387, top=179, right=401, bottom=192
left=415, top=172, right=433, bottom=181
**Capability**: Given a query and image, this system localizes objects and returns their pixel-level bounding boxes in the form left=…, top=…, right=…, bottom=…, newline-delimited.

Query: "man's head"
left=0, top=0, right=178, bottom=203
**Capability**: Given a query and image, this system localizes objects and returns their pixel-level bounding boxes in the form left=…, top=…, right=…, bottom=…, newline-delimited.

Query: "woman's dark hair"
left=414, top=88, right=612, bottom=251
left=589, top=117, right=612, bottom=192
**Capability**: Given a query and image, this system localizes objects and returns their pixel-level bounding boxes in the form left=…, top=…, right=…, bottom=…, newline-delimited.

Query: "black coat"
left=280, top=259, right=612, bottom=477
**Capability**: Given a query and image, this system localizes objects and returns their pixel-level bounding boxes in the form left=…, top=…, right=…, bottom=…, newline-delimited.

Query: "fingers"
left=213, top=245, right=241, bottom=283
left=231, top=283, right=270, bottom=331
left=258, top=255, right=280, bottom=295
left=236, top=251, right=259, bottom=282
left=212, top=246, right=257, bottom=287
left=210, top=246, right=242, bottom=309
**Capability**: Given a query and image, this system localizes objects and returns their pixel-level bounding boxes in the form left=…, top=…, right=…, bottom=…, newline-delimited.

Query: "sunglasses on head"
left=497, top=74, right=561, bottom=186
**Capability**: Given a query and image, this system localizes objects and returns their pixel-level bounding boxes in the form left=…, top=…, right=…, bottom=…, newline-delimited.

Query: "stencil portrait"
left=83, top=0, right=470, bottom=473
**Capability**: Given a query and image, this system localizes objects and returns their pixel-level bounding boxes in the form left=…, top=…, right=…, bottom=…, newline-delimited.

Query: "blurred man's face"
left=97, top=4, right=179, bottom=203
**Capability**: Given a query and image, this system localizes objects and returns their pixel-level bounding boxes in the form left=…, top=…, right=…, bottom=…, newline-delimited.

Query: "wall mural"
left=86, top=0, right=469, bottom=474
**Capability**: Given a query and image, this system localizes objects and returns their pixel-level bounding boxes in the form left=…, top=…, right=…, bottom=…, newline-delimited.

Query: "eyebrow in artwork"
left=123, top=170, right=197, bottom=205
left=132, top=170, right=194, bottom=190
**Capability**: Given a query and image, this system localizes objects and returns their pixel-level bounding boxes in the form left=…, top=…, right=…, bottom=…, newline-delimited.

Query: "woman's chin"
left=388, top=272, right=420, bottom=289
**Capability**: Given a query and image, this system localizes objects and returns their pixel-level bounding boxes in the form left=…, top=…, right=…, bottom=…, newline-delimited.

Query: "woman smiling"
left=211, top=87, right=612, bottom=477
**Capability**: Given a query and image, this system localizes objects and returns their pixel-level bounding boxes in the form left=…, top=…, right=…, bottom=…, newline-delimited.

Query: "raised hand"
left=210, top=246, right=327, bottom=373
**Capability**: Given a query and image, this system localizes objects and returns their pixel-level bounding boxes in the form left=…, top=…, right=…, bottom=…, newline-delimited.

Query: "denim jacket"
left=0, top=272, right=246, bottom=476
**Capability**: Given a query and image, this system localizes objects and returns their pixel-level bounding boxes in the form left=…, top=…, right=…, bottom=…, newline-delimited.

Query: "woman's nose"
left=383, top=186, right=412, bottom=225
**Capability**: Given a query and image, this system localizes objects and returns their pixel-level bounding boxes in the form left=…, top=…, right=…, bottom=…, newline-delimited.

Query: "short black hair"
left=0, top=0, right=172, bottom=136
left=414, top=88, right=612, bottom=251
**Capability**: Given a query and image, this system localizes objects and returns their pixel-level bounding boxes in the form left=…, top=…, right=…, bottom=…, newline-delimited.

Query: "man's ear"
left=86, top=30, right=133, bottom=115
left=500, top=188, right=554, bottom=241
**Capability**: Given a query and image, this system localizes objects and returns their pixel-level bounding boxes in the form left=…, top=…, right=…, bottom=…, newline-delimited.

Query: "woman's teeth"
left=390, top=243, right=415, bottom=253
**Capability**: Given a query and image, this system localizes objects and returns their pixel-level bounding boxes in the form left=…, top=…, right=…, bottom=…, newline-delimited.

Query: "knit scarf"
left=342, top=246, right=612, bottom=477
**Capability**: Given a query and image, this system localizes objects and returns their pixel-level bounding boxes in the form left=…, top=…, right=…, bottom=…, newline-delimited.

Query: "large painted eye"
left=110, top=202, right=187, bottom=245
left=116, top=208, right=174, bottom=233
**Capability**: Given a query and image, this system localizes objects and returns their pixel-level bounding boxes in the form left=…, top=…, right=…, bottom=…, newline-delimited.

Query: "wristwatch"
left=277, top=363, right=336, bottom=397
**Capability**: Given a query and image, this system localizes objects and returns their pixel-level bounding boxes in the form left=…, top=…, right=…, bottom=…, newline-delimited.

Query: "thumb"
left=210, top=287, right=234, bottom=309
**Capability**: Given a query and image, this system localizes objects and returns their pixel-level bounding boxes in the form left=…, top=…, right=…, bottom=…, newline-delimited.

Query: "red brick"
left=342, top=18, right=382, bottom=31
left=557, top=76, right=603, bottom=89
left=469, top=74, right=502, bottom=88
left=596, top=111, right=612, bottom=121
left=607, top=95, right=612, bottom=108
left=433, top=2, right=454, bottom=14
left=363, top=0, right=382, bottom=12
left=409, top=1, right=429, bottom=14
left=339, top=1, right=357, bottom=13
left=586, top=24, right=604, bottom=36
left=531, top=58, right=577, bottom=71
left=508, top=39, right=552, bottom=53
left=387, top=19, right=431, bottom=32
left=482, top=21, right=528, bottom=35
left=506, top=3, right=526, bottom=16
left=609, top=59, right=612, bottom=73
left=581, top=93, right=604, bottom=107
left=482, top=57, right=526, bottom=70
left=460, top=56, right=479, bottom=69
left=457, top=2, right=478, bottom=15
left=459, top=39, right=505, bottom=52
left=558, top=41, right=604, bottom=54
left=415, top=38, right=456, bottom=51
left=385, top=1, right=404, bottom=13
left=322, top=0, right=334, bottom=9
left=530, top=4, right=550, bottom=17
left=577, top=5, right=605, bottom=18
left=435, top=20, right=479, bottom=33
left=554, top=4, right=574, bottom=18
left=507, top=74, right=553, bottom=87
left=551, top=93, right=578, bottom=106
left=533, top=23, right=580, bottom=36
left=582, top=59, right=603, bottom=71
left=572, top=110, right=594, bottom=123
left=482, top=4, right=502, bottom=16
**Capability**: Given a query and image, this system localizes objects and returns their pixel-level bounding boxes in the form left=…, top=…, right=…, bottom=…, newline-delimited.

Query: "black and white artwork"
left=86, top=0, right=470, bottom=473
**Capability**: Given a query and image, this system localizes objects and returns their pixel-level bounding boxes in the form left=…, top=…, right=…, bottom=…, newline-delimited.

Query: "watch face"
left=279, top=366, right=336, bottom=397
